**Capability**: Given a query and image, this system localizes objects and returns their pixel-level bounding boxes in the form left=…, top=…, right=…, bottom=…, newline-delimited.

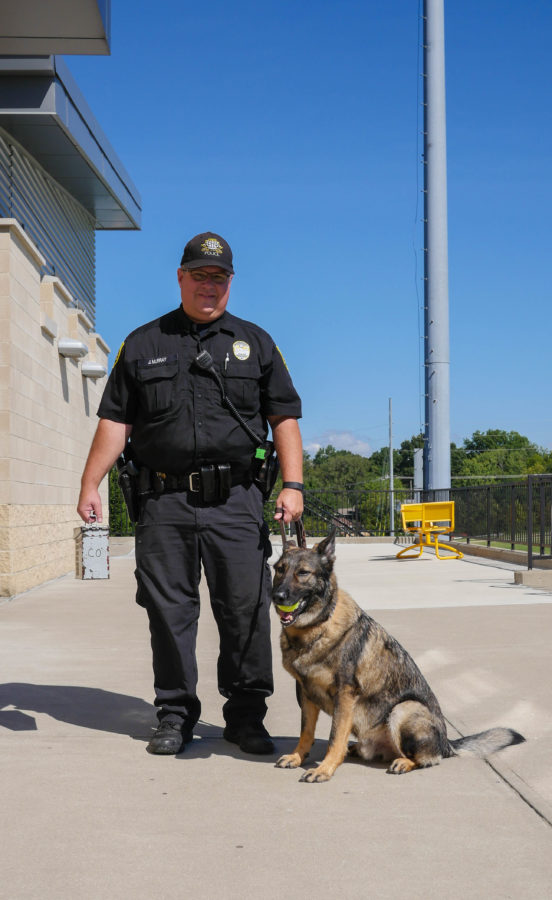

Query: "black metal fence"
left=265, top=488, right=414, bottom=537
left=452, top=482, right=536, bottom=547
left=109, top=471, right=552, bottom=568
left=267, top=477, right=552, bottom=566
left=527, top=475, right=552, bottom=568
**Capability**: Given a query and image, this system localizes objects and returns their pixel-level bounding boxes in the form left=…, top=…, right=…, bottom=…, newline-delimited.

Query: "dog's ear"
left=284, top=540, right=299, bottom=552
left=316, top=528, right=336, bottom=567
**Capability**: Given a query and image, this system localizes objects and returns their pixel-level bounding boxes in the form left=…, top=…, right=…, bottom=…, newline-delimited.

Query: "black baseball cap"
left=180, top=232, right=234, bottom=274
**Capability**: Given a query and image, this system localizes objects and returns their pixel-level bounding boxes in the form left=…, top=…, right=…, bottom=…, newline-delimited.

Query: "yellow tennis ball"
left=276, top=601, right=301, bottom=612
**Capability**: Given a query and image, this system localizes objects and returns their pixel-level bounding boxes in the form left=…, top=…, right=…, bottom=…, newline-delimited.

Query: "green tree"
left=394, top=434, right=424, bottom=478
left=363, top=434, right=424, bottom=483
left=455, top=429, right=551, bottom=482
left=305, top=446, right=374, bottom=489
left=108, top=467, right=135, bottom=536
left=311, top=445, right=338, bottom=466
left=450, top=442, right=466, bottom=476
left=463, top=429, right=535, bottom=456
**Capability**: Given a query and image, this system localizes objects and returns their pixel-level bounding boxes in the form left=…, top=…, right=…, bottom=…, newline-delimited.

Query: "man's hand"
left=273, top=487, right=304, bottom=524
left=77, top=485, right=103, bottom=523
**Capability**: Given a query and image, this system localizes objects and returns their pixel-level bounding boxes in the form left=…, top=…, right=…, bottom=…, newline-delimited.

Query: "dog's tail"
left=449, top=727, right=525, bottom=758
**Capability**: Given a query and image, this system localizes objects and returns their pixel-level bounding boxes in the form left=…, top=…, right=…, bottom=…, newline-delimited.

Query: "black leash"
left=295, top=517, right=306, bottom=549
left=276, top=510, right=307, bottom=551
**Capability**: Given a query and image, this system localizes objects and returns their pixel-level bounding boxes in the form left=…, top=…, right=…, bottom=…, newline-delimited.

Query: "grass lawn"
left=453, top=538, right=551, bottom=555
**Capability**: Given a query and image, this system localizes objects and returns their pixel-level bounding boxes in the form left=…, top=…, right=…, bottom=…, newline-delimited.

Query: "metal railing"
left=527, top=475, right=552, bottom=569
left=449, top=478, right=552, bottom=566
left=108, top=471, right=552, bottom=568
left=452, top=483, right=534, bottom=547
left=265, top=487, right=416, bottom=537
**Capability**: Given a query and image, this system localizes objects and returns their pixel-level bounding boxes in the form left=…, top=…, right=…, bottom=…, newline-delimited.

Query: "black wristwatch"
left=282, top=481, right=304, bottom=492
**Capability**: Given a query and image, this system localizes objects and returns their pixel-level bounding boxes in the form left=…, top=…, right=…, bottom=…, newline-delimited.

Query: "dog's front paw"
left=275, top=753, right=302, bottom=769
left=387, top=757, right=417, bottom=775
left=299, top=766, right=332, bottom=783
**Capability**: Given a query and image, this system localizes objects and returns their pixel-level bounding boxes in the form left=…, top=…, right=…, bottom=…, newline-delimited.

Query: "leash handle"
left=276, top=511, right=306, bottom=551
left=275, top=507, right=287, bottom=550
left=294, top=518, right=307, bottom=549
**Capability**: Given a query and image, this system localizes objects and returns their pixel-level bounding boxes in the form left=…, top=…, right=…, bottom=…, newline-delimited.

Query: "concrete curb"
left=514, top=569, right=552, bottom=590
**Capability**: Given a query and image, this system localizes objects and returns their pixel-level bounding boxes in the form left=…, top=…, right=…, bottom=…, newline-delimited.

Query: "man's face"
left=177, top=266, right=233, bottom=323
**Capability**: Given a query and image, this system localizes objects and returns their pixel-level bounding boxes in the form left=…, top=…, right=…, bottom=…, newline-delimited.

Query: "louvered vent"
left=0, top=127, right=96, bottom=325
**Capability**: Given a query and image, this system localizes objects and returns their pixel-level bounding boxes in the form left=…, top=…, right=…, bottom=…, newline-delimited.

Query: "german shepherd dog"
left=272, top=529, right=525, bottom=783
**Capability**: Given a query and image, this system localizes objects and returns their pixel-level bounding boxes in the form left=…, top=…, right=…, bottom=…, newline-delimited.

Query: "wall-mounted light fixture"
left=58, top=338, right=89, bottom=358
left=81, top=362, right=107, bottom=379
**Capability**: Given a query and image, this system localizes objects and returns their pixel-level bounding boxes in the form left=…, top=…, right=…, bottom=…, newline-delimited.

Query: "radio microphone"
left=194, top=349, right=215, bottom=371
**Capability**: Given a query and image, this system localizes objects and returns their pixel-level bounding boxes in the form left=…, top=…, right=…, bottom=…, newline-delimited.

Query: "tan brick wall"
left=0, top=219, right=110, bottom=597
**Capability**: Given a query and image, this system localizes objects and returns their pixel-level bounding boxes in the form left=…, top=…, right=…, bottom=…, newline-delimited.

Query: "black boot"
left=223, top=720, right=275, bottom=755
left=147, top=719, right=193, bottom=755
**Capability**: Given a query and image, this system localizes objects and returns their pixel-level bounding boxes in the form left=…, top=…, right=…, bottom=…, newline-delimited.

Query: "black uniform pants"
left=134, top=482, right=274, bottom=728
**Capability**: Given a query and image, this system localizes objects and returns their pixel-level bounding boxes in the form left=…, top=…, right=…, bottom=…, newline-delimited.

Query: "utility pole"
left=389, top=398, right=394, bottom=536
left=414, top=447, right=423, bottom=500
left=423, top=0, right=451, bottom=495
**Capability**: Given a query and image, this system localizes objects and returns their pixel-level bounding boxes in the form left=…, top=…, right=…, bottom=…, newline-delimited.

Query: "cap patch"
left=233, top=340, right=250, bottom=361
left=200, top=238, right=224, bottom=257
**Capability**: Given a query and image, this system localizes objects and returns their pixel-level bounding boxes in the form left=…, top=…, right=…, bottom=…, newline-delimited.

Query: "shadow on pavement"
left=179, top=733, right=338, bottom=766
left=369, top=555, right=433, bottom=562
left=0, top=682, right=155, bottom=740
left=0, top=685, right=335, bottom=764
left=0, top=686, right=400, bottom=773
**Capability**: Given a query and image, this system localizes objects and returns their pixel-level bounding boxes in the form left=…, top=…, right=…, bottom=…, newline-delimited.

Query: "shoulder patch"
left=276, top=345, right=289, bottom=370
left=113, top=341, right=125, bottom=366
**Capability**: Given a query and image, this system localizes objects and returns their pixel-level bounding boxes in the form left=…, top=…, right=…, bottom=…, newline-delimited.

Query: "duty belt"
left=153, top=462, right=251, bottom=501
left=160, top=471, right=203, bottom=493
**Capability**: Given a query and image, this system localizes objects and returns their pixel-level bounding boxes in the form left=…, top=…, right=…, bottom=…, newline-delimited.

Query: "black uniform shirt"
left=98, top=306, right=302, bottom=475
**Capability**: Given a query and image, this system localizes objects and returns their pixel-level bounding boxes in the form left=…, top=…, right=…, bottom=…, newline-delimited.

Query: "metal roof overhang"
left=0, top=1, right=111, bottom=55
left=0, top=56, right=141, bottom=230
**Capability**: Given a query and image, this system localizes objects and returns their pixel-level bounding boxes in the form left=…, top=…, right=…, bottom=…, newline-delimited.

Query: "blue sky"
left=67, top=0, right=552, bottom=455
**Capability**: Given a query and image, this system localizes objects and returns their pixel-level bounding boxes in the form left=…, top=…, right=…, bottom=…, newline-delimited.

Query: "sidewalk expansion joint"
left=445, top=716, right=551, bottom=828
left=484, top=758, right=552, bottom=829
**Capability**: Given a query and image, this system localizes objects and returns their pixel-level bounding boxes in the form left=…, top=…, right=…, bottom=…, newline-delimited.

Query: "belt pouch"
left=137, top=467, right=153, bottom=495
left=200, top=465, right=217, bottom=502
left=116, top=468, right=139, bottom=523
left=151, top=472, right=165, bottom=493
left=218, top=463, right=231, bottom=500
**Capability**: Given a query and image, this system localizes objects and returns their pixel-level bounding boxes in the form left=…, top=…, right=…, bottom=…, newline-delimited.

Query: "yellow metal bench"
left=396, top=501, right=464, bottom=560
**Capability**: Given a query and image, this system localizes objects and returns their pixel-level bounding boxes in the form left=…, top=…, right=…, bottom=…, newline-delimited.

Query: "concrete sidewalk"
left=1, top=539, right=551, bottom=899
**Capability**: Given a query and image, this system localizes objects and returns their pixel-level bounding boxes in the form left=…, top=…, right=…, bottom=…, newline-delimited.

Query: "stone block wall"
left=0, top=219, right=110, bottom=597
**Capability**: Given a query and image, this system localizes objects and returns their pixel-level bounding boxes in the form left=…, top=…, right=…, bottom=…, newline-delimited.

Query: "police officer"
left=77, top=232, right=303, bottom=756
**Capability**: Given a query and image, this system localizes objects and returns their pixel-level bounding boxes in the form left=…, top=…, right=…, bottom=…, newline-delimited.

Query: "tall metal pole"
left=413, top=447, right=423, bottom=500
left=389, top=397, right=394, bottom=536
left=423, top=0, right=451, bottom=495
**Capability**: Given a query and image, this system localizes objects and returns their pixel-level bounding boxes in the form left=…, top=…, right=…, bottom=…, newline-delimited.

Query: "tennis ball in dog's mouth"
left=275, top=601, right=301, bottom=613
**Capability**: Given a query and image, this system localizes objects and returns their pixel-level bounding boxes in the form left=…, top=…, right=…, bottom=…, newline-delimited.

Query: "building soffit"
left=0, top=56, right=141, bottom=230
left=0, top=1, right=111, bottom=56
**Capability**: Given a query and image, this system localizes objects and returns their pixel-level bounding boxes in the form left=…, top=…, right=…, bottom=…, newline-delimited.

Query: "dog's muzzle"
left=273, top=588, right=298, bottom=609
left=273, top=588, right=304, bottom=625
